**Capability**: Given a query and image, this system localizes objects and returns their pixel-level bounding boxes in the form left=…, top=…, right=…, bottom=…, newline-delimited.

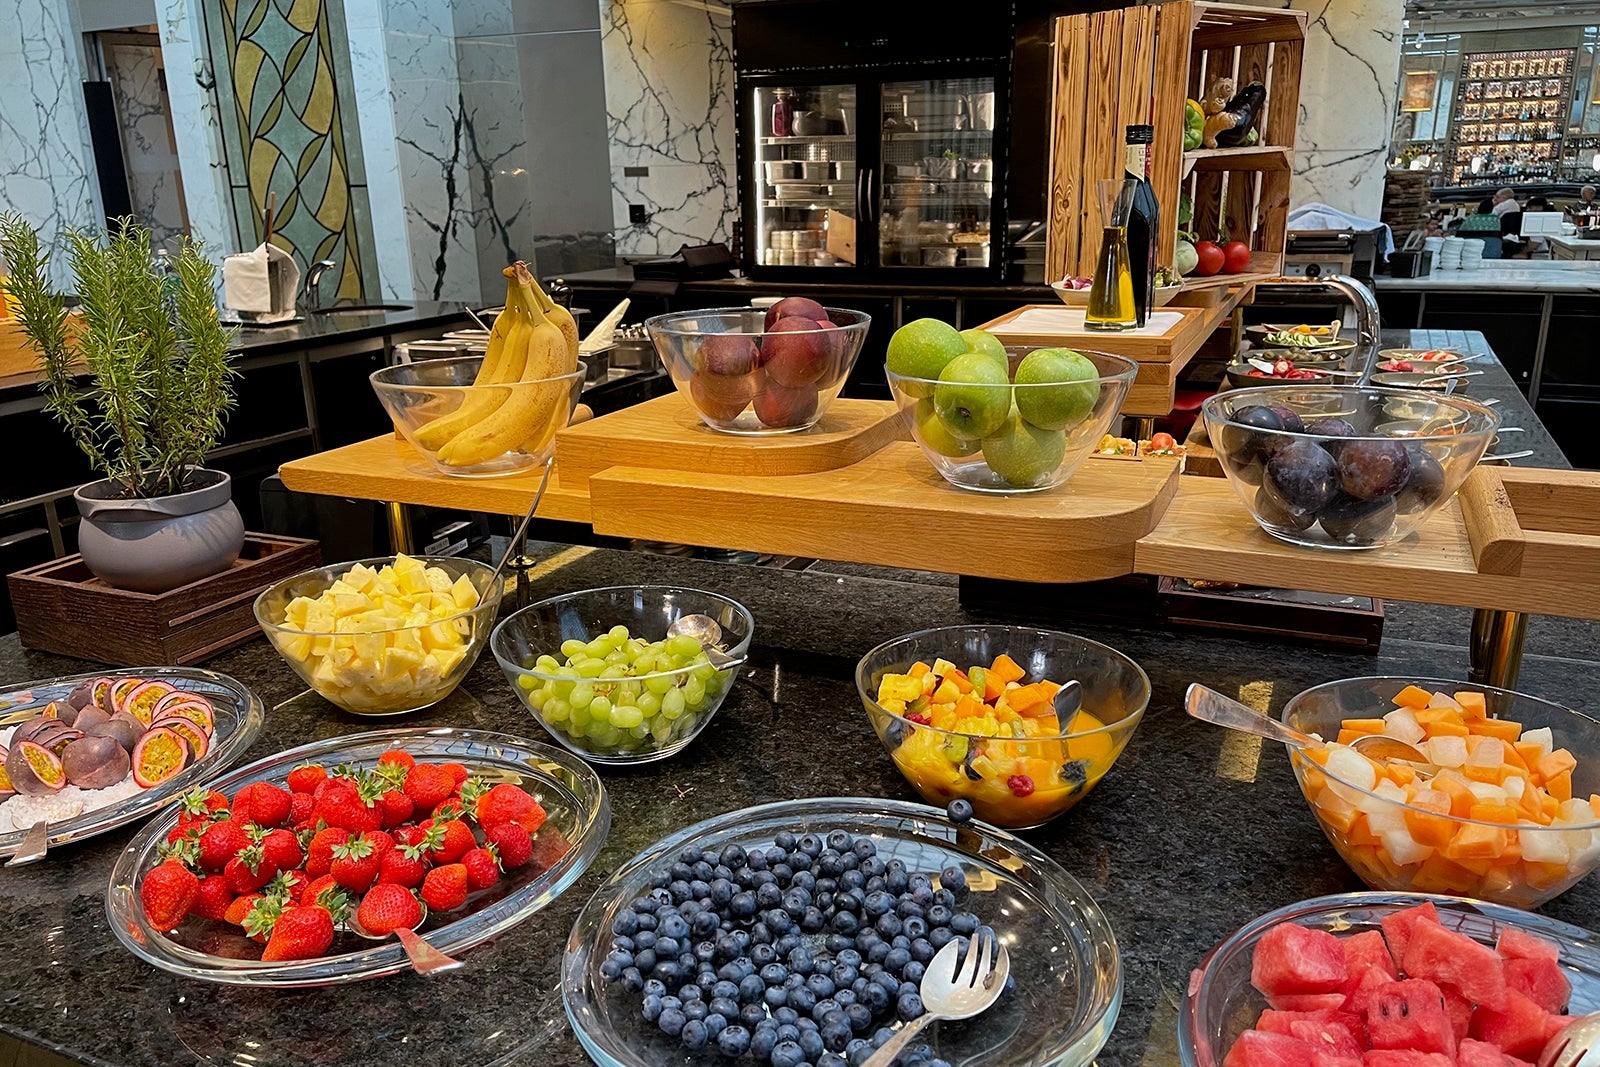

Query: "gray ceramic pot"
left=74, top=468, right=245, bottom=593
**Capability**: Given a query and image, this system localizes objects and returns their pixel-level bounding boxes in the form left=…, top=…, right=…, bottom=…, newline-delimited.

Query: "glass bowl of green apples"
left=885, top=322, right=1138, bottom=493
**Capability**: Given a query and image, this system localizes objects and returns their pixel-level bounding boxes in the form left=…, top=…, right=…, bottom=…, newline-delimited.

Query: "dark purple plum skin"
left=1319, top=492, right=1398, bottom=545
left=1264, top=439, right=1339, bottom=514
left=1220, top=404, right=1288, bottom=467
left=1396, top=446, right=1447, bottom=514
left=1255, top=484, right=1316, bottom=531
left=1304, top=416, right=1358, bottom=455
left=1338, top=439, right=1412, bottom=501
left=1266, top=404, right=1306, bottom=434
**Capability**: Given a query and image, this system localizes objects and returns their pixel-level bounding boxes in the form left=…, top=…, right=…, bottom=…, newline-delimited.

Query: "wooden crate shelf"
left=1184, top=145, right=1294, bottom=173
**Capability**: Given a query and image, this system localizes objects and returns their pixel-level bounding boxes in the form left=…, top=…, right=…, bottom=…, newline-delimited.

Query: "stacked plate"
left=1423, top=236, right=1444, bottom=273
left=1461, top=241, right=1485, bottom=271
left=1438, top=236, right=1465, bottom=269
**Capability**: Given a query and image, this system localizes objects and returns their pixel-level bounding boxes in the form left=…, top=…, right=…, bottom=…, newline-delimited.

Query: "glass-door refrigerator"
left=740, top=66, right=1008, bottom=282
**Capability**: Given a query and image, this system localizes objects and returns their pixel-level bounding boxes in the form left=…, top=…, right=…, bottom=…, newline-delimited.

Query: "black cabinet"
left=1532, top=397, right=1598, bottom=469
left=1540, top=296, right=1600, bottom=399
left=1418, top=293, right=1543, bottom=392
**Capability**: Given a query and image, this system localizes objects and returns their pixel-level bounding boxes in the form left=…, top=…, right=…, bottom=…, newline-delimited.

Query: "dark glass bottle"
left=1123, top=125, right=1160, bottom=328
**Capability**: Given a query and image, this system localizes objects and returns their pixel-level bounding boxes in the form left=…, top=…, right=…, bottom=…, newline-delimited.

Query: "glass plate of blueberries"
left=562, top=797, right=1122, bottom=1067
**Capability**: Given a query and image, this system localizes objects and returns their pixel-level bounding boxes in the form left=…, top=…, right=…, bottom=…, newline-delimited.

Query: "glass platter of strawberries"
left=106, top=727, right=609, bottom=986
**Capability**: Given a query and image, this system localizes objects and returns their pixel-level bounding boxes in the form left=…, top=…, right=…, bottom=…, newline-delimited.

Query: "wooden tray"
left=978, top=304, right=1214, bottom=363
left=1458, top=466, right=1600, bottom=582
left=587, top=444, right=1183, bottom=584
left=555, top=393, right=907, bottom=488
left=7, top=534, right=321, bottom=666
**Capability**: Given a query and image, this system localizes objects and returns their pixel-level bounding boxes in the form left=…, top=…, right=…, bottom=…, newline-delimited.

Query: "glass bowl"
left=886, top=348, right=1137, bottom=494
left=644, top=306, right=870, bottom=435
left=563, top=797, right=1122, bottom=1067
left=370, top=355, right=586, bottom=478
left=1180, top=891, right=1600, bottom=1067
left=491, top=586, right=753, bottom=765
left=1282, top=676, right=1600, bottom=908
left=856, top=625, right=1149, bottom=829
left=253, top=555, right=504, bottom=716
left=106, top=726, right=609, bottom=986
left=1201, top=386, right=1499, bottom=550
left=0, top=667, right=263, bottom=860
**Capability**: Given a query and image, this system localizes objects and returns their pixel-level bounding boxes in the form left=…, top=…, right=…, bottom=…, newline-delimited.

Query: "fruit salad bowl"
left=1180, top=892, right=1600, bottom=1067
left=856, top=625, right=1149, bottom=829
left=644, top=303, right=870, bottom=435
left=887, top=347, right=1137, bottom=494
left=106, top=727, right=609, bottom=987
left=1283, top=677, right=1600, bottom=908
left=1202, top=386, right=1499, bottom=550
left=254, top=555, right=503, bottom=717
left=491, top=585, right=754, bottom=765
left=370, top=355, right=586, bottom=478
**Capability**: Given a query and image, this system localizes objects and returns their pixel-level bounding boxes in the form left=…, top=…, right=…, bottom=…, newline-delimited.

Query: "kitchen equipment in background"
left=1284, top=229, right=1380, bottom=282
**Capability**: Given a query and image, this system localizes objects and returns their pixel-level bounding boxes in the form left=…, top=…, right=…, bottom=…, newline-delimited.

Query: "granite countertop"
left=225, top=300, right=474, bottom=356
left=1547, top=235, right=1600, bottom=249
left=1375, top=263, right=1600, bottom=292
left=560, top=265, right=1054, bottom=298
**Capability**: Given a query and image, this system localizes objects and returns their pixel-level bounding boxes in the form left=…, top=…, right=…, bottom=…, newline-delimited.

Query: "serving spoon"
left=861, top=928, right=1010, bottom=1067
left=664, top=614, right=739, bottom=669
left=347, top=904, right=462, bottom=975
left=1184, top=684, right=1430, bottom=765
left=4, top=819, right=49, bottom=867
left=1538, top=1012, right=1600, bottom=1067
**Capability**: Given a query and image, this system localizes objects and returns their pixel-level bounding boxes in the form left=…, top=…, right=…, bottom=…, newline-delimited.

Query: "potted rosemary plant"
left=0, top=214, right=243, bottom=593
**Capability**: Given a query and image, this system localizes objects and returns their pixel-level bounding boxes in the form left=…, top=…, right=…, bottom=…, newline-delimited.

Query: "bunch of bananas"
left=416, top=261, right=581, bottom=467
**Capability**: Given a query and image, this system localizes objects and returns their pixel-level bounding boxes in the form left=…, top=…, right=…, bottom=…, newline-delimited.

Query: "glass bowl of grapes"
left=1201, top=386, right=1499, bottom=550
left=490, top=586, right=754, bottom=765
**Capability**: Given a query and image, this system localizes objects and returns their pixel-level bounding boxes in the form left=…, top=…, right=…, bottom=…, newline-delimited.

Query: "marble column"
left=0, top=0, right=103, bottom=286
left=156, top=0, right=240, bottom=264
left=344, top=0, right=417, bottom=303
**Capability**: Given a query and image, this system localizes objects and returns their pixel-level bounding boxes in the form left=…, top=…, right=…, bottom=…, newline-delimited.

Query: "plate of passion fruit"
left=0, top=669, right=264, bottom=862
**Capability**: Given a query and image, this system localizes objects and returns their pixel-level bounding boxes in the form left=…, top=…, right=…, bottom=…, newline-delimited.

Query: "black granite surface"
left=225, top=301, right=473, bottom=357
left=2, top=542, right=1599, bottom=1067
left=560, top=266, right=1054, bottom=299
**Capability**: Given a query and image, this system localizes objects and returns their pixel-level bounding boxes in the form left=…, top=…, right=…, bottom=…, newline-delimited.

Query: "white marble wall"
left=601, top=0, right=737, bottom=256
left=344, top=0, right=416, bottom=303
left=103, top=40, right=189, bottom=247
left=0, top=0, right=103, bottom=286
left=157, top=0, right=238, bottom=265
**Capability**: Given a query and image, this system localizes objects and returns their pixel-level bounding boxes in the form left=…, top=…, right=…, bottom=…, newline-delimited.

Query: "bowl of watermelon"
left=1283, top=678, right=1600, bottom=908
left=1180, top=892, right=1600, bottom=1067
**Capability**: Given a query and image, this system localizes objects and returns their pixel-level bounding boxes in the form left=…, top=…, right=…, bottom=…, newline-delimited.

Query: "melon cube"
left=1518, top=826, right=1571, bottom=866
left=1340, top=930, right=1398, bottom=1010
left=1225, top=1031, right=1318, bottom=1067
left=1557, top=798, right=1594, bottom=825
left=1457, top=1038, right=1520, bottom=1067
left=1366, top=979, right=1456, bottom=1056
left=1468, top=781, right=1509, bottom=801
left=449, top=573, right=480, bottom=608
left=1504, top=955, right=1571, bottom=1014
left=1427, top=692, right=1464, bottom=713
left=1470, top=989, right=1554, bottom=1060
left=1258, top=1010, right=1349, bottom=1035
left=1273, top=994, right=1354, bottom=1012
left=1468, top=738, right=1506, bottom=769
left=1312, top=1054, right=1363, bottom=1067
left=281, top=634, right=313, bottom=662
left=1403, top=919, right=1508, bottom=1012
left=1254, top=924, right=1349, bottom=997
left=1427, top=736, right=1468, bottom=768
left=1518, top=727, right=1554, bottom=758
left=332, top=591, right=372, bottom=617
left=1383, top=708, right=1427, bottom=747
left=1379, top=828, right=1433, bottom=866
left=1502, top=776, right=1526, bottom=801
left=1325, top=747, right=1381, bottom=803
left=1290, top=1019, right=1363, bottom=1061
left=1442, top=987, right=1474, bottom=1043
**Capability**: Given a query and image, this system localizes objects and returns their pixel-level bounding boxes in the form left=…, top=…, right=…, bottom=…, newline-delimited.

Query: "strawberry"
left=432, top=797, right=467, bottom=823
left=262, top=868, right=310, bottom=904
left=420, top=863, right=469, bottom=912
left=403, top=763, right=455, bottom=811
left=330, top=834, right=382, bottom=892
left=486, top=823, right=533, bottom=869
left=198, top=819, right=254, bottom=873
left=462, top=846, right=501, bottom=891
left=377, top=749, right=415, bottom=771
left=288, top=792, right=315, bottom=826
left=241, top=894, right=283, bottom=944
left=232, top=782, right=292, bottom=828
left=366, top=829, right=396, bottom=858
left=377, top=841, right=430, bottom=888
left=224, top=891, right=263, bottom=927
left=442, top=762, right=469, bottom=788
left=378, top=789, right=414, bottom=829
left=314, top=776, right=382, bottom=834
left=392, top=824, right=429, bottom=849
left=190, top=875, right=235, bottom=921
left=179, top=787, right=230, bottom=819
left=261, top=903, right=335, bottom=961
left=305, top=827, right=348, bottom=877
left=429, top=819, right=476, bottom=865
left=259, top=828, right=303, bottom=873
left=300, top=875, right=344, bottom=911
left=141, top=860, right=199, bottom=929
left=223, top=844, right=277, bottom=894
left=356, top=883, right=423, bottom=936
left=286, top=762, right=327, bottom=794
left=166, top=821, right=203, bottom=849
left=473, top=782, right=543, bottom=832
left=528, top=826, right=572, bottom=869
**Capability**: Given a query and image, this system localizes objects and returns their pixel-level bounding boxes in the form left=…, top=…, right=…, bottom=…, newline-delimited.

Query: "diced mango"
left=1468, top=717, right=1523, bottom=742
left=1393, top=685, right=1433, bottom=709
left=1454, top=691, right=1487, bottom=719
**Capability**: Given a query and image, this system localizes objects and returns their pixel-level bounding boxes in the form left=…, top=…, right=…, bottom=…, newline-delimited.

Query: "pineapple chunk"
left=331, top=591, right=371, bottom=617
left=428, top=567, right=454, bottom=593
left=449, top=574, right=480, bottom=610
left=381, top=645, right=425, bottom=681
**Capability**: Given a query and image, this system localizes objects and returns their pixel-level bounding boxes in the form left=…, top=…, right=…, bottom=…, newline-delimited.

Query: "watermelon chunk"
left=1496, top=927, right=1560, bottom=964
left=1380, top=902, right=1440, bottom=968
left=1274, top=994, right=1355, bottom=1012
left=1362, top=1050, right=1454, bottom=1067
left=1403, top=919, right=1509, bottom=1012
left=1504, top=956, right=1571, bottom=1014
left=1254, top=924, right=1349, bottom=998
left=1291, top=1019, right=1365, bottom=1061
left=1459, top=1037, right=1526, bottom=1067
left=1259, top=1010, right=1347, bottom=1035
left=1442, top=987, right=1474, bottom=1044
left=1471, top=989, right=1555, bottom=1061
left=1341, top=931, right=1399, bottom=1012
left=1366, top=979, right=1457, bottom=1057
left=1312, top=1054, right=1363, bottom=1067
left=1226, top=1030, right=1319, bottom=1067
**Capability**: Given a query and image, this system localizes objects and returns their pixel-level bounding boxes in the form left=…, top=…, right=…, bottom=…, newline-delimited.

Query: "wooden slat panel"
left=1258, top=169, right=1292, bottom=253
left=1151, top=2, right=1194, bottom=269
left=1265, top=37, right=1304, bottom=149
left=1192, top=21, right=1306, bottom=50
left=1191, top=44, right=1234, bottom=244
left=1047, top=14, right=1093, bottom=284
left=1080, top=7, right=1127, bottom=278
left=1229, top=39, right=1271, bottom=248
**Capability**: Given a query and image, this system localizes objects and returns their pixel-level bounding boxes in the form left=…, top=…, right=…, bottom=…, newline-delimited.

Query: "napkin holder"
left=223, top=243, right=301, bottom=322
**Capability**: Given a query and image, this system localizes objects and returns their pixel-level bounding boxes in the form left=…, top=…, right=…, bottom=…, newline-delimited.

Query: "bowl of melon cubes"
left=1282, top=677, right=1600, bottom=908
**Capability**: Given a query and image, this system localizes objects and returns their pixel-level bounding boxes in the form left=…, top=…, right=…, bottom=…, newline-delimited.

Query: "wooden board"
left=1178, top=255, right=1282, bottom=293
left=1184, top=146, right=1293, bottom=173
left=1458, top=466, right=1600, bottom=582
left=1047, top=14, right=1093, bottom=285
left=586, top=444, right=1184, bottom=585
left=555, top=393, right=907, bottom=489
left=278, top=435, right=594, bottom=521
left=978, top=304, right=1215, bottom=363
left=1151, top=3, right=1194, bottom=269
left=0, top=314, right=85, bottom=391
left=7, top=534, right=321, bottom=666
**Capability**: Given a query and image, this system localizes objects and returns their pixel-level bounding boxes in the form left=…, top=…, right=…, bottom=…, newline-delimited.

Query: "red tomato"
left=1193, top=241, right=1225, bottom=276
left=1149, top=432, right=1176, bottom=451
left=1222, top=241, right=1252, bottom=273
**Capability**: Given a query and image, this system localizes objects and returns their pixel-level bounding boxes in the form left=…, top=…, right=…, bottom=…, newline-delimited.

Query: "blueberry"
left=791, top=870, right=816, bottom=892
left=840, top=869, right=865, bottom=891
left=897, top=991, right=924, bottom=1020
left=775, top=1006, right=800, bottom=1026
left=683, top=999, right=708, bottom=1022
left=622, top=967, right=645, bottom=992
left=632, top=895, right=660, bottom=915
left=679, top=982, right=704, bottom=1002
left=832, top=910, right=860, bottom=937
left=761, top=963, right=788, bottom=985
left=771, top=863, right=794, bottom=884
left=653, top=937, right=679, bottom=959
left=658, top=1006, right=687, bottom=1037
left=695, top=940, right=717, bottom=963
left=802, top=906, right=826, bottom=932
left=783, top=888, right=811, bottom=916
left=747, top=851, right=768, bottom=872
left=730, top=892, right=758, bottom=918
left=945, top=798, right=974, bottom=823
left=722, top=844, right=747, bottom=868
left=950, top=911, right=979, bottom=935
left=641, top=993, right=663, bottom=1022
left=875, top=913, right=903, bottom=938
left=692, top=909, right=719, bottom=938
left=704, top=1013, right=728, bottom=1039
left=788, top=986, right=816, bottom=1013
left=884, top=947, right=911, bottom=973
left=932, top=888, right=955, bottom=909
left=813, top=997, right=841, bottom=1021
left=831, top=963, right=857, bottom=987
left=929, top=926, right=954, bottom=950
left=771, top=1039, right=807, bottom=1067
left=820, top=1009, right=853, bottom=1051
left=806, top=973, right=836, bottom=999
left=788, top=946, right=814, bottom=974
left=846, top=1038, right=872, bottom=1065
left=680, top=1018, right=709, bottom=1051
left=751, top=1022, right=779, bottom=1059
left=765, top=847, right=788, bottom=869
left=863, top=891, right=893, bottom=918
left=612, top=910, right=639, bottom=937
left=910, top=938, right=934, bottom=963
left=668, top=880, right=693, bottom=903
left=758, top=882, right=784, bottom=908
left=764, top=985, right=789, bottom=1008
left=819, top=1054, right=848, bottom=1067
left=718, top=1024, right=752, bottom=1057
left=776, top=1023, right=801, bottom=1044
left=903, top=960, right=926, bottom=983
left=903, top=916, right=929, bottom=941
left=861, top=980, right=890, bottom=1013
left=926, top=904, right=952, bottom=927
left=600, top=955, right=625, bottom=981
left=774, top=831, right=797, bottom=851
left=799, top=1027, right=826, bottom=1060
left=845, top=1001, right=874, bottom=1033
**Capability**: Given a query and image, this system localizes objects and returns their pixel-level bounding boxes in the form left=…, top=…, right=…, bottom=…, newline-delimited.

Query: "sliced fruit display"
left=0, top=746, right=14, bottom=798
left=108, top=676, right=146, bottom=718
left=153, top=691, right=214, bottom=732
left=150, top=717, right=210, bottom=760
left=122, top=680, right=176, bottom=725
left=7, top=740, right=67, bottom=795
left=90, top=676, right=117, bottom=710
left=131, top=727, right=190, bottom=788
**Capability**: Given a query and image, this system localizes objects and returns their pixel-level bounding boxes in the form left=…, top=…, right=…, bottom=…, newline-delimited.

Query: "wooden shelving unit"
left=1183, top=145, right=1293, bottom=174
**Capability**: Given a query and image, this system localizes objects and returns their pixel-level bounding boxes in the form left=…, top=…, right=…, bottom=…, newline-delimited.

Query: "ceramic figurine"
left=1203, top=80, right=1268, bottom=149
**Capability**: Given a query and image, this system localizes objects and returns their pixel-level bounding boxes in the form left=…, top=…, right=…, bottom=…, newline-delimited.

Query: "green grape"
left=608, top=624, right=632, bottom=643
left=684, top=676, right=706, bottom=709
left=690, top=662, right=716, bottom=684
left=600, top=664, right=627, bottom=680
left=591, top=695, right=613, bottom=719
left=705, top=672, right=726, bottom=697
left=633, top=653, right=657, bottom=674
left=636, top=691, right=661, bottom=717
left=584, top=638, right=612, bottom=658
left=573, top=658, right=605, bottom=679
left=662, top=687, right=686, bottom=720
left=570, top=682, right=594, bottom=709
left=560, top=639, right=587, bottom=659
left=645, top=673, right=675, bottom=695
left=651, top=715, right=675, bottom=742
left=666, top=634, right=703, bottom=660
left=570, top=704, right=592, bottom=730
left=626, top=638, right=648, bottom=656
left=544, top=698, right=571, bottom=724
left=556, top=665, right=579, bottom=680
left=588, top=720, right=620, bottom=745
left=610, top=703, right=645, bottom=729
left=630, top=723, right=651, bottom=740
left=517, top=673, right=536, bottom=692
left=552, top=678, right=575, bottom=699
left=604, top=650, right=630, bottom=666
left=526, top=688, right=547, bottom=711
left=535, top=654, right=560, bottom=672
left=617, top=680, right=642, bottom=704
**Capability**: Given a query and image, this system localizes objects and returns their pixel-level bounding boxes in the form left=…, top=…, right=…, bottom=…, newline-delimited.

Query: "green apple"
left=886, top=318, right=968, bottom=397
left=959, top=328, right=1008, bottom=366
left=982, top=406, right=1068, bottom=489
left=914, top=398, right=979, bottom=458
left=1013, top=348, right=1101, bottom=432
left=933, top=353, right=1011, bottom=441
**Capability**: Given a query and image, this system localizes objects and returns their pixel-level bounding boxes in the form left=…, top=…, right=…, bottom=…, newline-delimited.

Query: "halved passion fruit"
left=90, top=676, right=117, bottom=711
left=107, top=676, right=146, bottom=716
left=150, top=717, right=209, bottom=761
left=152, top=691, right=214, bottom=732
left=131, top=727, right=189, bottom=788
left=122, top=681, right=175, bottom=726
left=0, top=746, right=14, bottom=798
left=6, top=740, right=67, bottom=796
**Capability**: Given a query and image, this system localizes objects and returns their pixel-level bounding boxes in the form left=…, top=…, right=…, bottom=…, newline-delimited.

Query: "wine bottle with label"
left=1124, top=124, right=1160, bottom=327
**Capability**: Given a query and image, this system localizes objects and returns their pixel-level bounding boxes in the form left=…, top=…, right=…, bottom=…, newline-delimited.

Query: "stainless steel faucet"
left=1254, top=274, right=1383, bottom=384
left=303, top=259, right=337, bottom=310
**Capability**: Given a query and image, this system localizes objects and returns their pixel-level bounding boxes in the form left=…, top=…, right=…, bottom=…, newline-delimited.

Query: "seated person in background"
left=1492, top=187, right=1520, bottom=217
left=1570, top=185, right=1598, bottom=224
left=1501, top=204, right=1529, bottom=258
left=1524, top=195, right=1553, bottom=256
